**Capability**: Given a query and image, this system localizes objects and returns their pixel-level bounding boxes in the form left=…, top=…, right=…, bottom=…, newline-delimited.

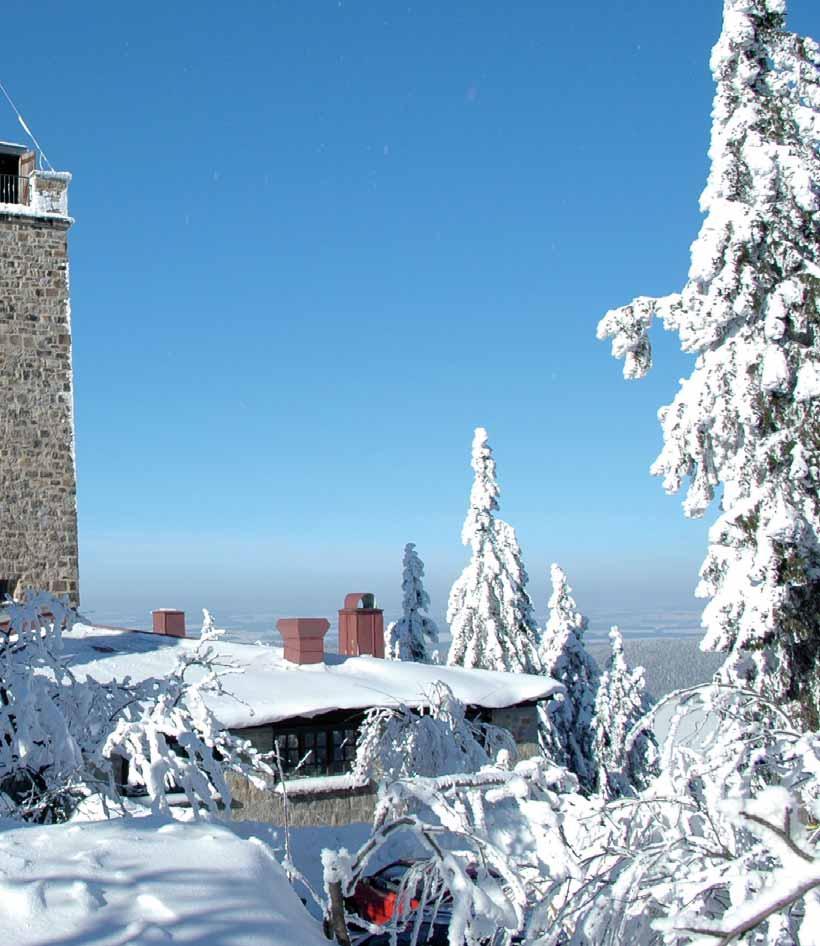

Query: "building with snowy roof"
left=64, top=593, right=560, bottom=825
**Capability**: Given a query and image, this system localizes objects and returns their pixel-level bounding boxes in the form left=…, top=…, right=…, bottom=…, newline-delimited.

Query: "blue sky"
left=4, top=1, right=818, bottom=635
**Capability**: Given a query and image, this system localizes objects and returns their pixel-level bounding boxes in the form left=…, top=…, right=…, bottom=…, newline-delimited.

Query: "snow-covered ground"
left=229, top=820, right=374, bottom=920
left=0, top=815, right=329, bottom=946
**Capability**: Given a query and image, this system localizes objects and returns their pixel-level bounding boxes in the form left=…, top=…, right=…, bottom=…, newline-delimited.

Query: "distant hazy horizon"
left=80, top=596, right=705, bottom=647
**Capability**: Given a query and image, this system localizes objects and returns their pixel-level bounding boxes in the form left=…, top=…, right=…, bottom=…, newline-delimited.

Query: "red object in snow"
left=350, top=880, right=420, bottom=926
left=277, top=617, right=331, bottom=665
left=338, top=593, right=384, bottom=658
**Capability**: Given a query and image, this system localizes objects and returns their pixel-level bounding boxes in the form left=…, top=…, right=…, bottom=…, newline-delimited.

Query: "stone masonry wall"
left=490, top=704, right=541, bottom=761
left=0, top=210, right=79, bottom=604
left=227, top=773, right=377, bottom=827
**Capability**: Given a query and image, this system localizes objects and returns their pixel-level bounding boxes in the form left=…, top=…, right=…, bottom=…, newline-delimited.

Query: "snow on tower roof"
left=62, top=624, right=561, bottom=730
left=0, top=140, right=28, bottom=155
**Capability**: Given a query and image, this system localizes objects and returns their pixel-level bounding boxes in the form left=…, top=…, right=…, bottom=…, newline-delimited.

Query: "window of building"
left=234, top=710, right=363, bottom=780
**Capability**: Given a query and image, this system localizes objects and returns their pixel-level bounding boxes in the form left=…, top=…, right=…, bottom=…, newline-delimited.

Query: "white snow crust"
left=0, top=815, right=328, bottom=946
left=272, top=773, right=367, bottom=795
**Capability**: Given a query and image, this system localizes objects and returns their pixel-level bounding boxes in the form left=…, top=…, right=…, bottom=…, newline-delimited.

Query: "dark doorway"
left=0, top=153, right=20, bottom=203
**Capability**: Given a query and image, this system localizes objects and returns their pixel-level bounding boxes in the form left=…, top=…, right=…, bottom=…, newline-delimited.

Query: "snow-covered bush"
left=385, top=543, right=439, bottom=663
left=538, top=563, right=600, bottom=793
left=597, top=0, right=820, bottom=727
left=103, top=610, right=271, bottom=817
left=0, top=595, right=268, bottom=822
left=334, top=680, right=820, bottom=946
left=352, top=681, right=516, bottom=785
left=447, top=427, right=542, bottom=674
left=325, top=758, right=582, bottom=946
left=591, top=626, right=657, bottom=798
left=537, top=686, right=820, bottom=946
left=0, top=590, right=110, bottom=821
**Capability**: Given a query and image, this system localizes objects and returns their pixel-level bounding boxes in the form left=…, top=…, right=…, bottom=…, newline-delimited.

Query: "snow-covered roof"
left=63, top=624, right=561, bottom=730
left=0, top=140, right=27, bottom=155
left=0, top=814, right=328, bottom=946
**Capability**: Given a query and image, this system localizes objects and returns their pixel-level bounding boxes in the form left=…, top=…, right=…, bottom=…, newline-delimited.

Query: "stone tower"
left=0, top=141, right=79, bottom=605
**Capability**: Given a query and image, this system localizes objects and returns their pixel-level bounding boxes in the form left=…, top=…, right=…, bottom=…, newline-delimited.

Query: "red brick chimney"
left=338, top=593, right=384, bottom=658
left=277, top=617, right=330, bottom=665
left=152, top=609, right=186, bottom=638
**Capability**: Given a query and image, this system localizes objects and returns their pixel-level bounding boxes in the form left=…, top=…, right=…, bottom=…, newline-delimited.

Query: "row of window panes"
left=271, top=727, right=358, bottom=778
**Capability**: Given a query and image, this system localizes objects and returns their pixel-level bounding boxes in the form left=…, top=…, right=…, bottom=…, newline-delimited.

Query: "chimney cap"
left=343, top=592, right=380, bottom=611
left=277, top=617, right=330, bottom=639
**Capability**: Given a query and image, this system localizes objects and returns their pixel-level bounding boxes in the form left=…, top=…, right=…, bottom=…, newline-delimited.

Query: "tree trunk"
left=325, top=880, right=351, bottom=946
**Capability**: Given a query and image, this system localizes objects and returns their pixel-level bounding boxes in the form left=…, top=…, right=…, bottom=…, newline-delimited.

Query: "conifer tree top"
left=462, top=427, right=500, bottom=545
left=546, top=564, right=588, bottom=637
left=386, top=542, right=438, bottom=663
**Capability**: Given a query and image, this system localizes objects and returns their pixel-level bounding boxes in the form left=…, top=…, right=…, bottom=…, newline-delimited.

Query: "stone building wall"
left=227, top=773, right=378, bottom=827
left=490, top=703, right=541, bottom=760
left=0, top=185, right=79, bottom=604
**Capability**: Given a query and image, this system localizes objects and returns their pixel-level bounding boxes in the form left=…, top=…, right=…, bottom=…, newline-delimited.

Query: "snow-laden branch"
left=596, top=293, right=681, bottom=380
left=352, top=681, right=515, bottom=784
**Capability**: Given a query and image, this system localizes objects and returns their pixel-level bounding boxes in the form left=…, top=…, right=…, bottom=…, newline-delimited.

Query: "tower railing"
left=0, top=174, right=31, bottom=205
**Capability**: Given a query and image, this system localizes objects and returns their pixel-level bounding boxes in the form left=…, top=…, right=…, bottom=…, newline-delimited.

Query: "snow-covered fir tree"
left=597, top=0, right=820, bottom=727
left=538, top=563, right=599, bottom=792
left=446, top=427, right=542, bottom=674
left=385, top=543, right=439, bottom=663
left=592, top=627, right=656, bottom=797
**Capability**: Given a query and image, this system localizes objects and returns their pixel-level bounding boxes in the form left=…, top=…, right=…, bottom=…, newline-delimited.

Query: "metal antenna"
left=0, top=78, right=54, bottom=171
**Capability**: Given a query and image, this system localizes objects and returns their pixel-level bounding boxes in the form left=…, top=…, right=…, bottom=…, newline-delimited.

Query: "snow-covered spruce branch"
left=596, top=293, right=681, bottom=380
